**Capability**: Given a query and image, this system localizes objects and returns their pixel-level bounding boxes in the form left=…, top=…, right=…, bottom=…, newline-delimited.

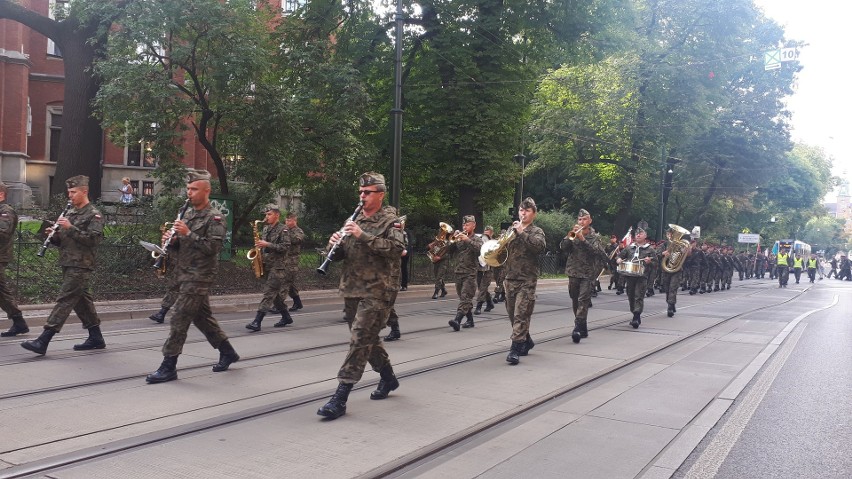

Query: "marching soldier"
left=446, top=215, right=484, bottom=330
left=146, top=170, right=239, bottom=383
left=21, top=176, right=106, bottom=355
left=245, top=204, right=293, bottom=332
left=317, top=172, right=404, bottom=420
left=285, top=212, right=306, bottom=312
left=0, top=182, right=28, bottom=337
left=148, top=251, right=178, bottom=324
left=755, top=251, right=768, bottom=278
left=684, top=238, right=701, bottom=295
left=384, top=207, right=405, bottom=341
left=659, top=229, right=688, bottom=318
left=474, top=226, right=495, bottom=315
left=767, top=253, right=777, bottom=280
left=427, top=241, right=449, bottom=300
left=503, top=198, right=546, bottom=365
left=560, top=208, right=606, bottom=343
left=492, top=234, right=506, bottom=303
left=617, top=224, right=657, bottom=328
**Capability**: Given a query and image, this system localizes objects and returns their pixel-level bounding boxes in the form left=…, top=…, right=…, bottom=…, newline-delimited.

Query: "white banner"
left=738, top=233, right=761, bottom=244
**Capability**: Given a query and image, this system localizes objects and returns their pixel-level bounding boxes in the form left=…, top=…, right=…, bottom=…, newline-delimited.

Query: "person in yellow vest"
left=806, top=254, right=818, bottom=283
left=776, top=247, right=790, bottom=288
left=792, top=253, right=804, bottom=284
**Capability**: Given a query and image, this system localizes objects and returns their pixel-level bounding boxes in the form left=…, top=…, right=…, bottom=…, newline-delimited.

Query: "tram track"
left=0, top=282, right=807, bottom=479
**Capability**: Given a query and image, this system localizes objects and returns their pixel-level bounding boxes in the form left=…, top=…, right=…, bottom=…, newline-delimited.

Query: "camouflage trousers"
left=504, top=279, right=537, bottom=342
left=0, top=263, right=21, bottom=318
left=777, top=265, right=789, bottom=286
left=432, top=260, right=448, bottom=290
left=493, top=267, right=505, bottom=294
left=338, top=296, right=392, bottom=384
left=455, top=272, right=477, bottom=314
left=568, top=276, right=593, bottom=325
left=688, top=266, right=702, bottom=290
left=259, top=268, right=295, bottom=312
left=625, top=276, right=648, bottom=314
left=386, top=289, right=400, bottom=328
left=476, top=269, right=493, bottom=302
left=661, top=270, right=682, bottom=305
left=159, top=271, right=180, bottom=310
left=45, top=267, right=100, bottom=333
left=162, top=282, right=228, bottom=356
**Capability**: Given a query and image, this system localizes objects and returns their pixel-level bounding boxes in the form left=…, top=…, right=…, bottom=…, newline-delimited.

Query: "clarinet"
left=152, top=198, right=192, bottom=271
left=316, top=201, right=365, bottom=275
left=37, top=201, right=73, bottom=257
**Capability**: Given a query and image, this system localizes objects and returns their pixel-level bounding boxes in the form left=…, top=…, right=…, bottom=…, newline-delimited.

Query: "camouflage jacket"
left=261, top=222, right=291, bottom=270
left=503, top=225, right=546, bottom=282
left=446, top=232, right=484, bottom=276
left=287, top=226, right=305, bottom=269
left=330, top=206, right=404, bottom=300
left=0, top=202, right=18, bottom=264
left=560, top=228, right=606, bottom=279
left=171, top=204, right=226, bottom=283
left=707, top=251, right=721, bottom=270
left=51, top=203, right=104, bottom=270
left=619, top=242, right=658, bottom=280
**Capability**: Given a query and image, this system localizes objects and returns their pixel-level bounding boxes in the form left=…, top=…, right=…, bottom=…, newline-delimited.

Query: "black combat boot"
left=506, top=341, right=522, bottom=365
left=288, top=295, right=303, bottom=312
left=462, top=311, right=475, bottom=328
left=74, top=325, right=106, bottom=350
left=370, top=364, right=400, bottom=400
left=474, top=302, right=483, bottom=315
left=616, top=288, right=624, bottom=295
left=485, top=293, right=494, bottom=312
left=689, top=288, right=697, bottom=295
left=246, top=311, right=265, bottom=332
left=317, top=383, right=353, bottom=419
left=146, top=356, right=179, bottom=384
left=274, top=309, right=294, bottom=327
left=572, top=319, right=586, bottom=344
left=630, top=312, right=641, bottom=329
left=1, top=314, right=29, bottom=337
left=212, top=340, right=240, bottom=372
left=149, top=307, right=169, bottom=324
left=440, top=286, right=448, bottom=297
left=699, top=285, right=706, bottom=294
left=432, top=287, right=440, bottom=299
left=667, top=303, right=675, bottom=317
left=448, top=312, right=464, bottom=331
left=519, top=334, right=535, bottom=356
left=21, top=329, right=56, bottom=355
left=384, top=324, right=401, bottom=341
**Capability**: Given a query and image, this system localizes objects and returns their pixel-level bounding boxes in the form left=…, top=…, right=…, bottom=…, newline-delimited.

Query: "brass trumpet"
left=567, top=224, right=582, bottom=240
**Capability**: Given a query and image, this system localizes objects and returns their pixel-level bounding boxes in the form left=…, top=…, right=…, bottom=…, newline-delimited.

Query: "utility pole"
left=390, top=0, right=404, bottom=209
left=658, top=146, right=666, bottom=241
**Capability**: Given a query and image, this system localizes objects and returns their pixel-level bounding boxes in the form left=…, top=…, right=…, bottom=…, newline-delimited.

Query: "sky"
left=754, top=0, right=850, bottom=199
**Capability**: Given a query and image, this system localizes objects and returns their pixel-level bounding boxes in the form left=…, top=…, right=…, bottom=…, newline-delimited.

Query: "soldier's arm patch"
left=393, top=222, right=402, bottom=229
left=214, top=216, right=222, bottom=222
left=95, top=214, right=102, bottom=219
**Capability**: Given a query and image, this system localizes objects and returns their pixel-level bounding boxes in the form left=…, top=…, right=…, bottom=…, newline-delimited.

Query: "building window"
left=47, top=0, right=69, bottom=57
left=282, top=0, right=304, bottom=13
left=130, top=180, right=140, bottom=197
left=127, top=141, right=142, bottom=167
left=142, top=181, right=154, bottom=197
left=47, top=107, right=62, bottom=163
left=126, top=139, right=156, bottom=168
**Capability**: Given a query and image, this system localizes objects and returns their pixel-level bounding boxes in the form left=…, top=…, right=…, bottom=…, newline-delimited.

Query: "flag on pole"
left=620, top=226, right=633, bottom=248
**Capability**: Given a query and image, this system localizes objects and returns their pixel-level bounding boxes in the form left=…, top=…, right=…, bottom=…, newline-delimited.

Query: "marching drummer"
left=616, top=222, right=658, bottom=329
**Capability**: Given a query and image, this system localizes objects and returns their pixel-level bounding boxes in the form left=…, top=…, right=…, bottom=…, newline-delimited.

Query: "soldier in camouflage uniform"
left=503, top=198, right=546, bottom=365
left=0, top=182, right=28, bottom=337
left=146, top=170, right=239, bottom=383
left=148, top=240, right=179, bottom=324
left=492, top=234, right=506, bottom=303
left=659, top=228, right=689, bottom=318
left=560, top=208, right=606, bottom=343
left=245, top=204, right=293, bottom=332
left=285, top=213, right=306, bottom=312
left=474, top=226, right=495, bottom=315
left=384, top=208, right=405, bottom=341
left=21, top=176, right=106, bottom=355
left=684, top=238, right=701, bottom=295
left=317, top=172, right=405, bottom=420
left=427, top=240, right=449, bottom=299
left=446, top=215, right=484, bottom=330
left=618, top=224, right=657, bottom=328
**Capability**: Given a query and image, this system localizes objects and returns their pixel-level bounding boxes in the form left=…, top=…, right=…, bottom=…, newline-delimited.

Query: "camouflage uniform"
left=286, top=225, right=305, bottom=306
left=162, top=204, right=230, bottom=356
left=503, top=224, right=546, bottom=342
left=0, top=202, right=22, bottom=320
left=330, top=206, right=404, bottom=384
left=619, top=242, right=657, bottom=317
left=258, top=221, right=292, bottom=312
left=560, top=227, right=605, bottom=333
left=44, top=203, right=104, bottom=333
left=684, top=243, right=701, bottom=294
left=445, top=223, right=484, bottom=316
left=659, top=249, right=685, bottom=313
left=384, top=207, right=403, bottom=334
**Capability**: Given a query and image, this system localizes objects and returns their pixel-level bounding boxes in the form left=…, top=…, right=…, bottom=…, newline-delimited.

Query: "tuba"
left=479, top=228, right=517, bottom=267
left=247, top=220, right=264, bottom=278
left=661, top=224, right=691, bottom=273
left=426, top=222, right=454, bottom=263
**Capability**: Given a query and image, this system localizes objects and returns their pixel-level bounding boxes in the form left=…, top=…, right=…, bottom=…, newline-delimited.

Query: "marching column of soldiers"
left=0, top=171, right=833, bottom=421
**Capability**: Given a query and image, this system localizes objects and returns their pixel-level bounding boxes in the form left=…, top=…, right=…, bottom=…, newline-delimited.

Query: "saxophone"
left=247, top=219, right=264, bottom=278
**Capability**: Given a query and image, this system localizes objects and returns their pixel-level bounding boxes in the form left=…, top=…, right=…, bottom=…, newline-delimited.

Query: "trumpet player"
left=245, top=204, right=293, bottom=332
left=560, top=208, right=606, bottom=343
left=617, top=224, right=657, bottom=329
left=317, top=172, right=405, bottom=420
left=503, top=198, right=546, bottom=365
left=446, top=215, right=484, bottom=331
left=21, top=176, right=106, bottom=355
left=146, top=170, right=239, bottom=383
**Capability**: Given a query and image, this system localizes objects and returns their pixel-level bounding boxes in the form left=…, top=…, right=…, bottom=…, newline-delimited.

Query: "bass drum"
left=617, top=260, right=645, bottom=277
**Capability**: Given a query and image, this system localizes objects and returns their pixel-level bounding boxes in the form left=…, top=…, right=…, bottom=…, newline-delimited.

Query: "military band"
left=560, top=208, right=606, bottom=343
left=245, top=203, right=293, bottom=332
left=617, top=224, right=657, bottom=328
left=445, top=215, right=484, bottom=331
